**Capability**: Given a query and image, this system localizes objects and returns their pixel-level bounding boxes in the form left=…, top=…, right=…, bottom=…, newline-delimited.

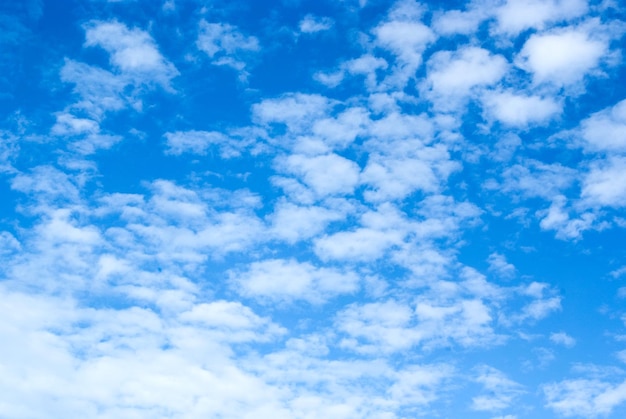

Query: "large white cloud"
left=516, top=22, right=609, bottom=86
left=423, top=46, right=508, bottom=110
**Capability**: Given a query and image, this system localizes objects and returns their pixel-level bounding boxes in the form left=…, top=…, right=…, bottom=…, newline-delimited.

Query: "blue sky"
left=1, top=0, right=626, bottom=417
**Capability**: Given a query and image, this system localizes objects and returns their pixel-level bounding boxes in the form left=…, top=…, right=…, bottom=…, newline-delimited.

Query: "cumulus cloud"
left=3, top=0, right=623, bottom=416
left=84, top=20, right=178, bottom=87
left=516, top=22, right=609, bottom=87
left=268, top=200, right=347, bottom=243
left=432, top=7, right=487, bottom=36
left=423, top=46, right=508, bottom=110
left=579, top=99, right=626, bottom=152
left=230, top=258, right=359, bottom=303
left=276, top=153, right=361, bottom=198
left=252, top=93, right=332, bottom=132
left=581, top=157, right=626, bottom=208
left=492, top=0, right=588, bottom=36
left=482, top=90, right=561, bottom=127
left=544, top=378, right=626, bottom=417
left=373, top=0, right=436, bottom=88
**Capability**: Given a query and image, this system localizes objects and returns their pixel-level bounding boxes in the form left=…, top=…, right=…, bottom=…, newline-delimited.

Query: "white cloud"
left=197, top=21, right=259, bottom=75
left=84, top=20, right=178, bottom=87
left=253, top=93, right=331, bottom=133
left=361, top=142, right=458, bottom=201
left=268, top=200, right=347, bottom=243
left=580, top=99, right=626, bottom=152
left=51, top=113, right=99, bottom=136
left=231, top=259, right=359, bottom=303
left=516, top=295, right=562, bottom=322
left=5, top=0, right=623, bottom=415
left=50, top=112, right=122, bottom=154
left=164, top=130, right=247, bottom=157
left=299, top=14, right=334, bottom=34
left=581, top=157, right=626, bottom=208
left=336, top=300, right=420, bottom=354
left=314, top=203, right=408, bottom=262
left=0, top=286, right=293, bottom=418
left=336, top=293, right=501, bottom=354
left=432, top=8, right=487, bottom=36
left=544, top=378, right=626, bottom=417
left=498, top=160, right=577, bottom=200
left=538, top=196, right=596, bottom=240
left=373, top=0, right=436, bottom=88
left=423, top=46, right=508, bottom=110
left=387, top=364, right=454, bottom=406
left=311, top=107, right=370, bottom=150
left=493, top=0, right=588, bottom=36
left=487, top=253, right=516, bottom=279
left=516, top=22, right=609, bottom=86
left=276, top=153, right=360, bottom=197
left=0, top=231, right=20, bottom=256
left=341, top=54, right=389, bottom=90
left=60, top=60, right=127, bottom=117
left=179, top=300, right=285, bottom=340
left=471, top=365, right=524, bottom=411
left=610, top=266, right=626, bottom=279
left=359, top=113, right=459, bottom=201
left=482, top=90, right=561, bottom=127
left=11, top=165, right=81, bottom=203
left=550, top=332, right=576, bottom=347
left=315, top=226, right=405, bottom=262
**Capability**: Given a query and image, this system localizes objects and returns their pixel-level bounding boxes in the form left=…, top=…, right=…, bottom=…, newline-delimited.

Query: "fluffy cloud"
left=3, top=0, right=625, bottom=416
left=373, top=0, right=436, bottom=88
left=276, top=153, right=360, bottom=197
left=84, top=20, right=178, bottom=87
left=267, top=200, right=347, bottom=243
left=493, top=0, right=588, bottom=36
left=482, top=90, right=561, bottom=127
left=580, top=99, right=626, bottom=152
left=544, top=378, right=626, bottom=417
left=423, top=46, right=508, bottom=110
left=253, top=93, right=332, bottom=133
left=516, top=22, right=609, bottom=86
left=230, top=259, right=359, bottom=303
left=581, top=157, right=626, bottom=208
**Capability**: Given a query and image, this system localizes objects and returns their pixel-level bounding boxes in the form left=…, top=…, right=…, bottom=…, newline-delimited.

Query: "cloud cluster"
left=2, top=0, right=626, bottom=417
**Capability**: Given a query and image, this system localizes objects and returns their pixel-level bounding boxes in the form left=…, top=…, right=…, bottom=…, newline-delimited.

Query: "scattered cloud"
left=299, top=14, right=334, bottom=34
left=550, top=332, right=576, bottom=347
left=2, top=0, right=625, bottom=416
left=515, top=21, right=610, bottom=87
left=84, top=20, right=178, bottom=87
